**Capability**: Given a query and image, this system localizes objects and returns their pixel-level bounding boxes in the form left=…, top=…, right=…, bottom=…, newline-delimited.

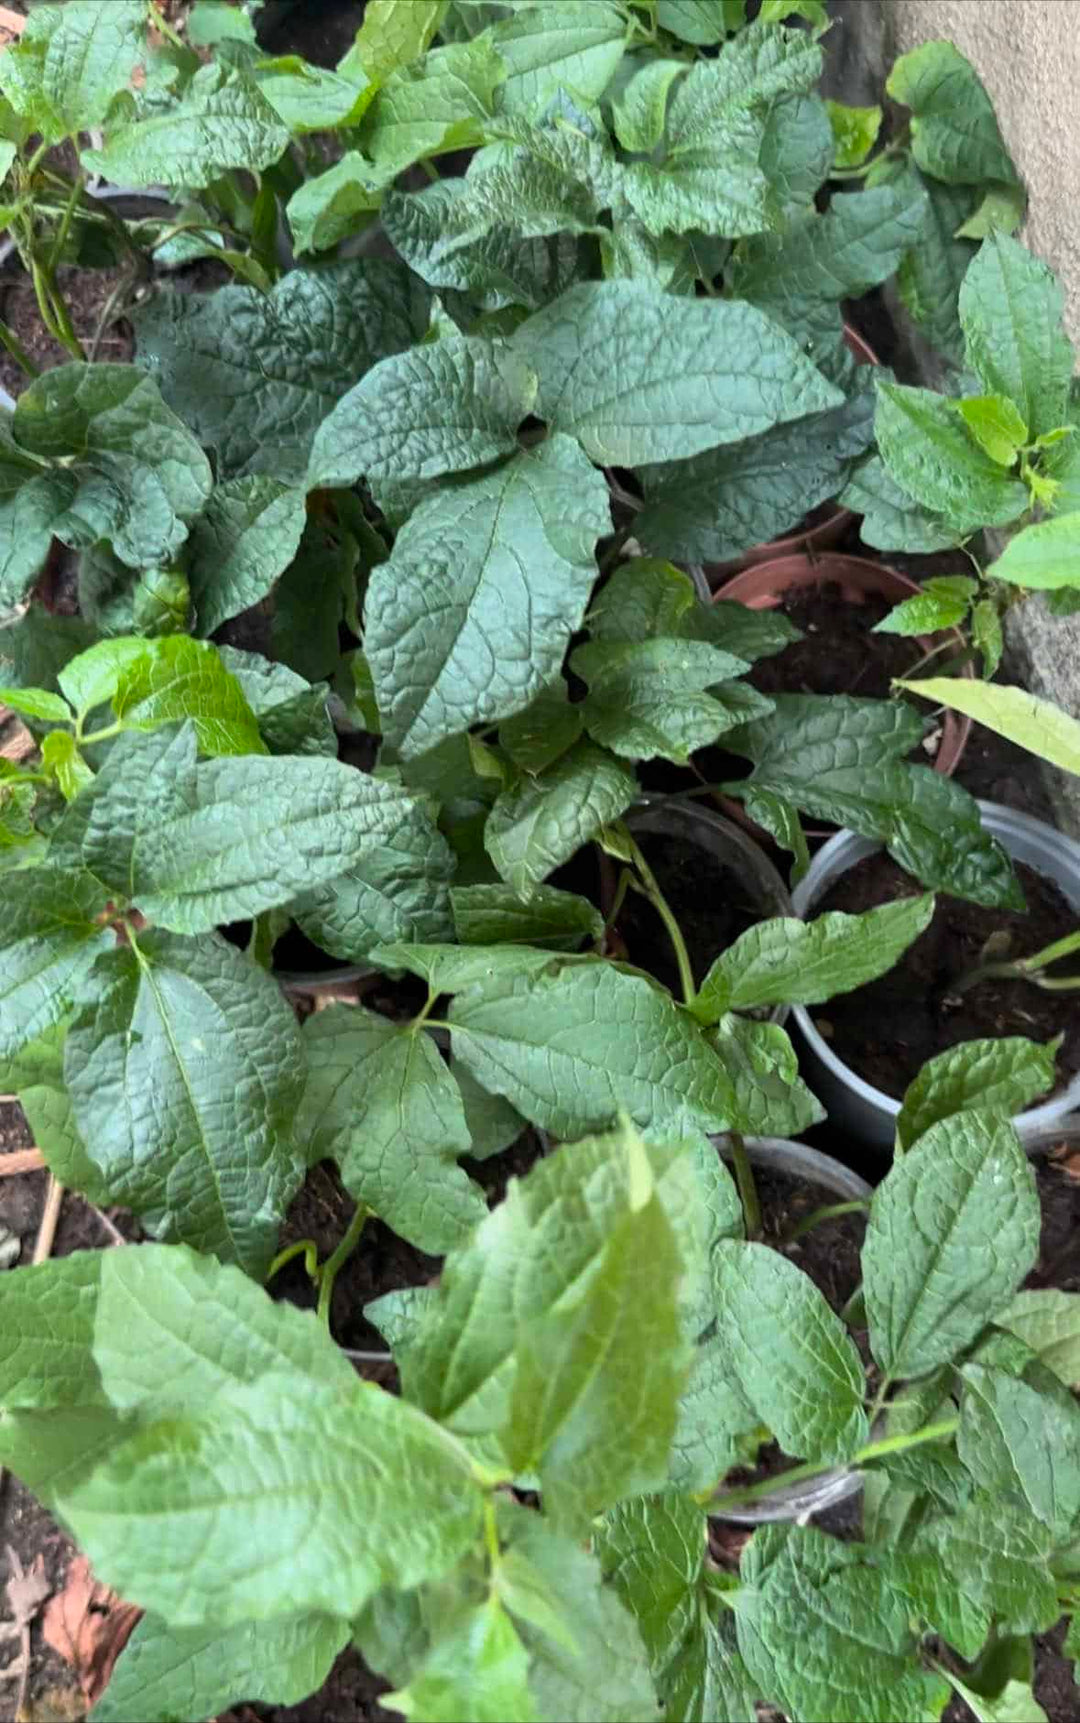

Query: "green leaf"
left=656, top=0, right=735, bottom=45
left=65, top=929, right=304, bottom=1275
left=492, top=1, right=627, bottom=115
left=692, top=895, right=934, bottom=1022
left=387, top=1598, right=536, bottom=1723
left=296, top=1005, right=487, bottom=1254
left=954, top=394, right=1029, bottom=466
left=92, top=1612, right=348, bottom=1723
left=307, top=336, right=537, bottom=490
left=188, top=0, right=258, bottom=46
left=57, top=637, right=152, bottom=719
left=372, top=940, right=581, bottom=997
left=0, top=684, right=72, bottom=724
left=285, top=151, right=382, bottom=254
left=959, top=1365, right=1080, bottom=1539
left=736, top=1526, right=949, bottom=1723
left=484, top=742, right=637, bottom=898
left=110, top=636, right=267, bottom=757
left=730, top=181, right=929, bottom=313
left=572, top=637, right=750, bottom=764
left=41, top=730, right=93, bottom=802
left=863, top=1111, right=1041, bottom=1379
left=708, top=1013, right=823, bottom=1139
left=872, top=574, right=976, bottom=636
left=0, top=868, right=111, bottom=1062
left=946, top=1676, right=1048, bottom=1723
left=450, top=962, right=740, bottom=1138
left=994, top=1290, right=1080, bottom=1390
left=345, top=0, right=445, bottom=81
left=840, top=453, right=958, bottom=555
left=874, top=380, right=1028, bottom=534
left=895, top=1036, right=1060, bottom=1152
left=887, top=40, right=1018, bottom=186
left=452, top=1059, right=527, bottom=1161
left=451, top=882, right=602, bottom=950
left=0, top=431, right=64, bottom=611
left=60, top=1373, right=484, bottom=1628
left=711, top=1239, right=868, bottom=1462
left=894, top=1499, right=1058, bottom=1652
left=186, top=477, right=307, bottom=636
left=12, top=364, right=212, bottom=569
left=895, top=168, right=977, bottom=364
left=0, top=1, right=145, bottom=139
left=955, top=181, right=1028, bottom=241
left=973, top=598, right=1004, bottom=678
left=959, top=233, right=1073, bottom=438
left=360, top=36, right=505, bottom=178
left=510, top=281, right=841, bottom=466
left=366, top=437, right=609, bottom=758
left=899, top=676, right=1080, bottom=777
left=499, top=680, right=584, bottom=775
left=612, top=57, right=687, bottom=153
left=133, top=261, right=430, bottom=483
left=253, top=57, right=374, bottom=134
left=217, top=648, right=336, bottom=758
left=988, top=512, right=1080, bottom=591
left=825, top=100, right=882, bottom=169
left=82, top=65, right=289, bottom=189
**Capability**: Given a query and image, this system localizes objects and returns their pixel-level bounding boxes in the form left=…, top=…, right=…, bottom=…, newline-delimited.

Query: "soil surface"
left=614, top=830, right=770, bottom=995
left=1028, top=1148, right=1080, bottom=1294
left=748, top=580, right=926, bottom=704
left=0, top=265, right=134, bottom=400
left=811, top=853, right=1080, bottom=1101
left=941, top=1619, right=1080, bottom=1723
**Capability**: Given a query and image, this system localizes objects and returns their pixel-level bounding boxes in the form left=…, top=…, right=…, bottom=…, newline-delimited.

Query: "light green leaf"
left=895, top=1036, right=1060, bottom=1152
left=186, top=477, right=307, bottom=636
left=955, top=182, right=1028, bottom=241
left=825, top=100, right=882, bottom=169
left=693, top=895, right=934, bottom=1022
left=973, top=598, right=1004, bottom=678
left=360, top=37, right=505, bottom=178
left=92, top=1612, right=349, bottom=1723
left=59, top=1374, right=484, bottom=1627
left=188, top=0, right=258, bottom=46
left=450, top=962, right=739, bottom=1138
left=485, top=742, right=637, bottom=898
left=307, top=337, right=537, bottom=490
left=40, top=730, right=91, bottom=802
left=133, top=261, right=430, bottom=483
left=82, top=66, right=289, bottom=188
left=387, top=1599, right=536, bottom=1723
left=0, top=869, right=111, bottom=1062
left=110, top=636, right=267, bottom=757
left=253, top=57, right=374, bottom=134
left=863, top=1111, right=1041, bottom=1379
left=988, top=512, right=1080, bottom=591
left=492, top=1, right=627, bottom=114
left=499, top=681, right=584, bottom=775
left=217, top=648, right=336, bottom=759
left=899, top=676, right=1080, bottom=777
left=366, top=437, right=609, bottom=758
left=959, top=234, right=1072, bottom=437
left=12, top=363, right=212, bottom=569
left=510, top=281, right=841, bottom=465
left=0, top=684, right=71, bottom=724
left=711, top=1240, right=868, bottom=1462
left=56, top=637, right=151, bottom=719
left=887, top=40, right=1018, bottom=186
left=572, top=637, right=750, bottom=763
left=452, top=882, right=602, bottom=950
left=959, top=1364, right=1080, bottom=1538
left=344, top=0, right=445, bottom=81
left=945, top=1674, right=1048, bottom=1723
left=296, top=1005, right=487, bottom=1254
left=954, top=394, right=1029, bottom=467
left=0, top=1, right=145, bottom=139
left=872, top=574, right=976, bottom=636
left=65, top=929, right=304, bottom=1275
left=874, top=380, right=1028, bottom=534
left=612, top=57, right=686, bottom=153
left=995, top=1290, right=1080, bottom=1390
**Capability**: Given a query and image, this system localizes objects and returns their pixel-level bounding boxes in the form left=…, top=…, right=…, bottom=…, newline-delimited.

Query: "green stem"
left=48, top=169, right=85, bottom=274
left=316, top=1203, right=371, bottom=1327
left=77, top=721, right=124, bottom=747
left=265, top=1237, right=320, bottom=1283
left=899, top=635, right=956, bottom=682
left=621, top=828, right=696, bottom=1006
left=409, top=991, right=439, bottom=1034
left=597, top=863, right=634, bottom=952
left=147, top=0, right=187, bottom=50
left=0, top=318, right=39, bottom=380
left=1018, top=926, right=1080, bottom=970
left=708, top=1417, right=958, bottom=1514
left=783, top=1199, right=869, bottom=1245
left=727, top=1130, right=762, bottom=1241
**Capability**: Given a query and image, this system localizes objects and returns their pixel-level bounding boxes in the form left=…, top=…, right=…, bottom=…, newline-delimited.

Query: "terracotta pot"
left=703, top=551, right=974, bottom=843
left=702, top=324, right=879, bottom=586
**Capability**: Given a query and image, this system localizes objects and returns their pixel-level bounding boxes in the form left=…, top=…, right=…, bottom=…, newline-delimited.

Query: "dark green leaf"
left=731, top=181, right=928, bottom=311
left=572, top=636, right=750, bottom=763
left=0, top=1, right=145, bottom=139
left=959, top=233, right=1073, bottom=438
left=359, top=37, right=505, bottom=178
left=995, top=1290, right=1080, bottom=1390
left=499, top=680, right=584, bottom=775
left=186, top=477, right=307, bottom=635
left=217, top=649, right=336, bottom=758
left=485, top=741, right=638, bottom=896
left=708, top=1014, right=823, bottom=1139
left=452, top=882, right=602, bottom=950
left=895, top=169, right=977, bottom=363
left=0, top=868, right=111, bottom=1062
left=840, top=453, right=958, bottom=554
left=895, top=1037, right=1060, bottom=1152
left=874, top=379, right=1028, bottom=534
left=887, top=40, right=1018, bottom=186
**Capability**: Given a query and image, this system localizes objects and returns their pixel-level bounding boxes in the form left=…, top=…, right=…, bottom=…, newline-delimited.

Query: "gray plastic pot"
left=709, top=1134, right=872, bottom=1525
left=790, top=802, right=1080, bottom=1150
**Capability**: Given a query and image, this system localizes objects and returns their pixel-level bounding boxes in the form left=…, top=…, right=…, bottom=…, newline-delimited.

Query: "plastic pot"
left=709, top=1134, right=872, bottom=1525
left=702, top=324, right=879, bottom=585
left=789, top=802, right=1080, bottom=1151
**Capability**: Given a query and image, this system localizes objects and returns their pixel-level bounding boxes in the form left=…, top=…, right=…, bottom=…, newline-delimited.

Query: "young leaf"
left=82, top=66, right=290, bottom=189
left=959, top=1364, right=1080, bottom=1539
left=873, top=381, right=1028, bottom=534
left=872, top=574, right=976, bottom=636
left=510, top=282, right=842, bottom=465
left=387, top=1598, right=536, bottom=1723
left=450, top=963, right=739, bottom=1139
left=954, top=394, right=1028, bottom=467
left=307, top=337, right=538, bottom=489
left=987, top=512, right=1080, bottom=591
left=451, top=882, right=602, bottom=950
left=186, top=478, right=308, bottom=636
left=491, top=1, right=628, bottom=114
left=959, top=231, right=1073, bottom=438
left=0, top=869, right=112, bottom=1062
left=359, top=36, right=505, bottom=178
left=132, top=262, right=430, bottom=483
left=612, top=57, right=687, bottom=153
left=994, top=1290, right=1080, bottom=1390
left=58, top=1375, right=484, bottom=1627
left=692, top=895, right=934, bottom=1022
left=296, top=1005, right=487, bottom=1255
left=345, top=0, right=445, bottom=81
left=886, top=41, right=1018, bottom=187
left=972, top=599, right=1004, bottom=678
left=863, top=1111, right=1041, bottom=1379
left=110, top=636, right=267, bottom=757
left=365, top=436, right=610, bottom=758
left=92, top=1612, right=349, bottom=1723
left=898, top=677, right=1080, bottom=778
left=825, top=100, right=882, bottom=169
left=711, top=1240, right=868, bottom=1463
left=571, top=637, right=751, bottom=763
left=484, top=741, right=638, bottom=897
left=64, top=930, right=305, bottom=1276
left=895, top=1037, right=1060, bottom=1152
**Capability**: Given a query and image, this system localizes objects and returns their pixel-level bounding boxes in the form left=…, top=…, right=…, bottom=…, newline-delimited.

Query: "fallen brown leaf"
left=41, top=1557, right=141, bottom=1709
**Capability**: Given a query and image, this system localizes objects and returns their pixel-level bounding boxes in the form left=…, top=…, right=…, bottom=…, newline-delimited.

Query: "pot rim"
left=789, top=801, right=1080, bottom=1140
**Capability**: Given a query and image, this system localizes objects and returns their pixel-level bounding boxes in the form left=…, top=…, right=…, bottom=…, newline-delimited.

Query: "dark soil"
left=0, top=265, right=134, bottom=399
left=811, top=853, right=1080, bottom=1101
left=613, top=831, right=767, bottom=994
left=1027, top=1149, right=1080, bottom=1294
left=941, top=1619, right=1080, bottom=1723
left=748, top=580, right=925, bottom=704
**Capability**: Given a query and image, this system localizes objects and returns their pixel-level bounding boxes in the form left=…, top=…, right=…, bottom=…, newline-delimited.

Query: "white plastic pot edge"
left=708, top=1134, right=872, bottom=1525
left=789, top=801, right=1080, bottom=1149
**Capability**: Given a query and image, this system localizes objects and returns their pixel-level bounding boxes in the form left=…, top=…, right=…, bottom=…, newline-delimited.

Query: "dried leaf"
left=41, top=1557, right=141, bottom=1707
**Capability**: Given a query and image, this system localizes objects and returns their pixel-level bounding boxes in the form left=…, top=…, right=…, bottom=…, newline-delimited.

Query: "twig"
left=32, top=1176, right=63, bottom=1264
left=0, top=1148, right=45, bottom=1177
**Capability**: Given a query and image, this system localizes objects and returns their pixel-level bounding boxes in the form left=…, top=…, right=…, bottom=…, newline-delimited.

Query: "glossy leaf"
left=484, top=742, right=638, bottom=897
left=451, top=882, right=602, bottom=950
left=895, top=1036, right=1060, bottom=1152
left=186, top=478, right=307, bottom=636
left=110, top=636, right=267, bottom=757
left=83, top=66, right=289, bottom=188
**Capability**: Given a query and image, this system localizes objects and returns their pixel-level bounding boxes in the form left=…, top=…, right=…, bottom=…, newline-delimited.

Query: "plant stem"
left=707, top=1417, right=959, bottom=1514
left=48, top=169, right=85, bottom=274
left=316, top=1203, right=371, bottom=1326
left=147, top=0, right=187, bottom=50
left=952, top=926, right=1080, bottom=995
left=409, top=991, right=439, bottom=1034
left=727, top=1130, right=762, bottom=1241
left=899, top=636, right=955, bottom=682
left=597, top=863, right=634, bottom=952
left=265, top=1237, right=320, bottom=1283
left=783, top=1199, right=869, bottom=1245
left=598, top=522, right=635, bottom=575
left=0, top=317, right=38, bottom=380
left=622, top=829, right=696, bottom=1006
